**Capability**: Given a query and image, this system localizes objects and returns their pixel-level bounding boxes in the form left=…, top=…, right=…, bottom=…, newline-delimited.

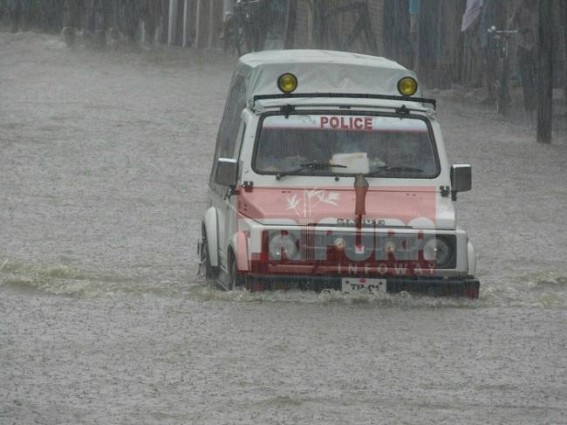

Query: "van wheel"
left=200, top=236, right=216, bottom=281
left=228, top=251, right=246, bottom=291
left=228, top=257, right=237, bottom=291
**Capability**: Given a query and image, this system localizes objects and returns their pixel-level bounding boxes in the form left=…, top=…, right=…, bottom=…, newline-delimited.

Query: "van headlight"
left=423, top=237, right=455, bottom=268
left=397, top=76, right=418, bottom=96
left=277, top=72, right=298, bottom=94
left=269, top=232, right=298, bottom=260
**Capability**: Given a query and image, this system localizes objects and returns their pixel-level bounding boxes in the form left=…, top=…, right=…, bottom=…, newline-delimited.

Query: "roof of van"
left=236, top=49, right=421, bottom=102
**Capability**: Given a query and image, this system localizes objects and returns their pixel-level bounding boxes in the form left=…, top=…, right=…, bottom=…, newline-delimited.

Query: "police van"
left=198, top=50, right=480, bottom=298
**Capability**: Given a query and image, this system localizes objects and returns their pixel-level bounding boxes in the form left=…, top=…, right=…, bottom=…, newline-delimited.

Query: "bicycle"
left=486, top=26, right=518, bottom=115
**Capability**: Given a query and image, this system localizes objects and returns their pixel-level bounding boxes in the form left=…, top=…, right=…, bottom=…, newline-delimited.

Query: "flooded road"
left=1, top=32, right=566, bottom=424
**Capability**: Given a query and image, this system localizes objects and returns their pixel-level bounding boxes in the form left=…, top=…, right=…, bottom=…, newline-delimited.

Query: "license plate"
left=341, top=278, right=387, bottom=293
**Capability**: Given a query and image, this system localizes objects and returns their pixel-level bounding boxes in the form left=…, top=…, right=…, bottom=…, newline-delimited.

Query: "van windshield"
left=253, top=114, right=439, bottom=178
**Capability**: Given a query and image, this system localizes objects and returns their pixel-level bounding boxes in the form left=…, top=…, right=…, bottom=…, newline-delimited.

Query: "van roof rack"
left=252, top=93, right=437, bottom=110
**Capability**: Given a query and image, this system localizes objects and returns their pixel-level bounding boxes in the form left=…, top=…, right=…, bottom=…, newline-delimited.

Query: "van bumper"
left=240, top=274, right=480, bottom=298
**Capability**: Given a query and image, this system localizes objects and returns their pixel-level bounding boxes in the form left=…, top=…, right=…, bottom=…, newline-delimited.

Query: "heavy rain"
left=1, top=1, right=566, bottom=424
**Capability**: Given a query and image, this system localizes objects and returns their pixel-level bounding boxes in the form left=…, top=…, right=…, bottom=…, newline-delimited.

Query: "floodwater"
left=1, top=32, right=566, bottom=425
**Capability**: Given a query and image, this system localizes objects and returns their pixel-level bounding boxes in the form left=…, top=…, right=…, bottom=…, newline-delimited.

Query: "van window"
left=209, top=75, right=246, bottom=192
left=253, top=114, right=439, bottom=178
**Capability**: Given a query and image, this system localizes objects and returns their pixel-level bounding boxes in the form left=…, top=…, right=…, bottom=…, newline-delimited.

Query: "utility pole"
left=537, top=0, right=553, bottom=144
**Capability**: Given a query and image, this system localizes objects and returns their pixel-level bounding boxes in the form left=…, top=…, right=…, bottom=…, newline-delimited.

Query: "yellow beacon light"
left=277, top=73, right=298, bottom=94
left=398, top=76, right=418, bottom=96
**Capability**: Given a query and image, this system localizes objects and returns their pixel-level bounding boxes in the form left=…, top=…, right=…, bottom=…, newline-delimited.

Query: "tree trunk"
left=284, top=0, right=297, bottom=49
left=168, top=0, right=178, bottom=45
left=537, top=0, right=553, bottom=144
left=195, top=0, right=201, bottom=48
left=182, top=0, right=190, bottom=47
left=208, top=0, right=214, bottom=48
left=561, top=0, right=567, bottom=103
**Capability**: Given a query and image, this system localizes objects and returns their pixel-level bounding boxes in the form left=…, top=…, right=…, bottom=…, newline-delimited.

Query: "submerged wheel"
left=228, top=250, right=249, bottom=291
left=200, top=235, right=217, bottom=281
left=228, top=255, right=237, bottom=291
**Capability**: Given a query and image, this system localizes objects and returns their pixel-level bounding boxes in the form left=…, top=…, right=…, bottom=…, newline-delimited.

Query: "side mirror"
left=451, top=164, right=472, bottom=193
left=215, top=158, right=238, bottom=187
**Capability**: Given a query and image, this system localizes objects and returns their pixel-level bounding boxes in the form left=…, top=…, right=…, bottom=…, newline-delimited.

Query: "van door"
left=213, top=118, right=248, bottom=271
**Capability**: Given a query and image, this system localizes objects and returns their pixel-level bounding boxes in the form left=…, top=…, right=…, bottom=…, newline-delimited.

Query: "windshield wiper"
left=276, top=161, right=347, bottom=180
left=366, top=165, right=423, bottom=177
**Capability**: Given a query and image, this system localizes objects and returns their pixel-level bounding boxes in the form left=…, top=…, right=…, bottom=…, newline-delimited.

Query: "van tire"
left=228, top=250, right=249, bottom=290
left=227, top=252, right=238, bottom=290
left=200, top=236, right=217, bottom=281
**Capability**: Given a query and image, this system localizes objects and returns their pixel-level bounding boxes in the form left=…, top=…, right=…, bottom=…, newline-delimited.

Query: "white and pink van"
left=199, top=50, right=479, bottom=298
